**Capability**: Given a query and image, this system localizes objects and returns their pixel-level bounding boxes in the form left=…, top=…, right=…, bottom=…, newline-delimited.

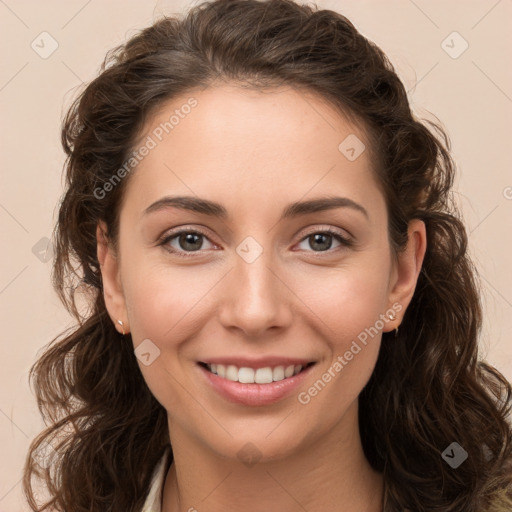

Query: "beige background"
left=1, top=0, right=511, bottom=509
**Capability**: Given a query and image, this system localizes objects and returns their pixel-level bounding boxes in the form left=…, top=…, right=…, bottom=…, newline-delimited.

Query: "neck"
left=162, top=401, right=383, bottom=512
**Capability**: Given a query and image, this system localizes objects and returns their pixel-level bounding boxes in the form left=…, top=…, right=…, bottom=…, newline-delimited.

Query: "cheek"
left=295, top=269, right=388, bottom=414
left=293, top=255, right=392, bottom=344
left=291, top=252, right=392, bottom=407
left=123, top=261, right=215, bottom=341
left=122, top=264, right=215, bottom=413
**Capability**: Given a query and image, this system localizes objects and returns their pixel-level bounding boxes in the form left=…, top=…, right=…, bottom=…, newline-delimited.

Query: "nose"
left=217, top=247, right=294, bottom=340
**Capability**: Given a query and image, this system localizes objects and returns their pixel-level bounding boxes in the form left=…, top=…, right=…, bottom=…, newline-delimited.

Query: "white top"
left=141, top=446, right=172, bottom=512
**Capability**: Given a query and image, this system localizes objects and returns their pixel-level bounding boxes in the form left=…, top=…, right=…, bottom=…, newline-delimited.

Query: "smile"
left=203, top=363, right=310, bottom=383
left=198, top=360, right=316, bottom=406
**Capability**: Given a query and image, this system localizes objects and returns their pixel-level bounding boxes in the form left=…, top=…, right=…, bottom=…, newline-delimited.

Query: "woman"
left=23, top=0, right=512, bottom=511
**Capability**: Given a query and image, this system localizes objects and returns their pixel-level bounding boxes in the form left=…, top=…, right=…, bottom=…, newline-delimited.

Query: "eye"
left=296, top=228, right=353, bottom=253
left=158, top=226, right=353, bottom=258
left=159, top=228, right=216, bottom=257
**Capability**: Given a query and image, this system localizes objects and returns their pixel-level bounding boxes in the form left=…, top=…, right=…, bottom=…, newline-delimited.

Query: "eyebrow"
left=142, top=195, right=369, bottom=221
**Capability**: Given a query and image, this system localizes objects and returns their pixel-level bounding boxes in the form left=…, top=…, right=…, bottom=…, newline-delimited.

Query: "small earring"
left=387, top=311, right=399, bottom=337
left=117, top=319, right=125, bottom=336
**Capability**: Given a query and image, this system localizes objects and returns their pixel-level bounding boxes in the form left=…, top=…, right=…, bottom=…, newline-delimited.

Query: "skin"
left=97, top=84, right=426, bottom=512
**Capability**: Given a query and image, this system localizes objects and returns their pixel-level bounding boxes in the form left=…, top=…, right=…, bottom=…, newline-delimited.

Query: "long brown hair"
left=23, top=1, right=512, bottom=510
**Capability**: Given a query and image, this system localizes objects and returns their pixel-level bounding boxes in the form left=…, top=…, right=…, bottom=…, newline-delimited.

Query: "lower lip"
left=199, top=364, right=315, bottom=406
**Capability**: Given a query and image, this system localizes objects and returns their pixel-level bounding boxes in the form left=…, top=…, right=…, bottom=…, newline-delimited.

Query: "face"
left=98, top=84, right=424, bottom=463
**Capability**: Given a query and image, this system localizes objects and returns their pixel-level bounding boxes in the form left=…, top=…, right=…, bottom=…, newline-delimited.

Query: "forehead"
left=122, top=84, right=383, bottom=217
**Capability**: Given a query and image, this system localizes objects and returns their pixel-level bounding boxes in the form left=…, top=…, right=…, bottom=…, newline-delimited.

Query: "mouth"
left=199, top=361, right=315, bottom=384
left=197, top=359, right=317, bottom=406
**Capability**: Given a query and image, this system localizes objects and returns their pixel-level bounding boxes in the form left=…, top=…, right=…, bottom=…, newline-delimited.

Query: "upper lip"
left=199, top=357, right=315, bottom=368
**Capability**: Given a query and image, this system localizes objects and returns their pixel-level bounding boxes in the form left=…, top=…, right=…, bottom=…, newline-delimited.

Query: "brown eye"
left=296, top=229, right=352, bottom=253
left=160, top=229, right=216, bottom=257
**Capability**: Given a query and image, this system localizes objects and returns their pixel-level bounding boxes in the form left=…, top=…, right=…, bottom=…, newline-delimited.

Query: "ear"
left=384, top=219, right=427, bottom=332
left=96, top=220, right=129, bottom=334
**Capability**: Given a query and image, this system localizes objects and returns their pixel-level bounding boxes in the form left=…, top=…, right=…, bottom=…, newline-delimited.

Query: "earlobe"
left=385, top=219, right=427, bottom=332
left=96, top=221, right=130, bottom=335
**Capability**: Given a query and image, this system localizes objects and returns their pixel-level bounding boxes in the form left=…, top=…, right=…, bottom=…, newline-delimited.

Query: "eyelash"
left=158, top=226, right=353, bottom=259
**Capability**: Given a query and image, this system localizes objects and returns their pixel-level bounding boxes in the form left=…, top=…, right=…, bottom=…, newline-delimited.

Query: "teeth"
left=239, top=367, right=255, bottom=383
left=226, top=365, right=238, bottom=381
left=272, top=366, right=285, bottom=381
left=255, top=367, right=273, bottom=384
left=284, top=365, right=295, bottom=378
left=206, top=363, right=305, bottom=383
